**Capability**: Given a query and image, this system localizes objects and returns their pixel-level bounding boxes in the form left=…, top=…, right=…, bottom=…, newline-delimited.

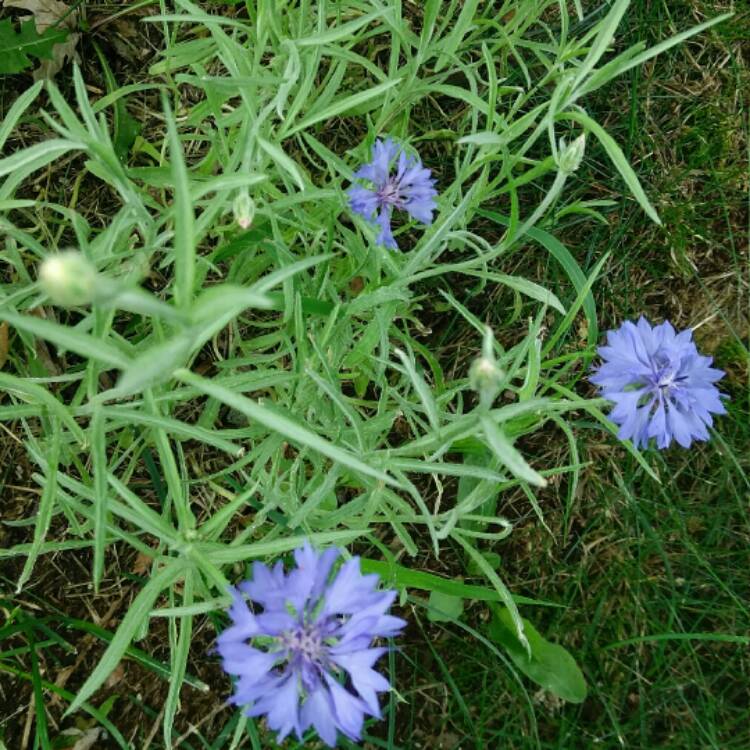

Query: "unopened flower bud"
left=470, top=326, right=505, bottom=407
left=233, top=191, right=256, bottom=229
left=470, top=355, right=505, bottom=398
left=557, top=133, right=586, bottom=174
left=38, top=250, right=98, bottom=307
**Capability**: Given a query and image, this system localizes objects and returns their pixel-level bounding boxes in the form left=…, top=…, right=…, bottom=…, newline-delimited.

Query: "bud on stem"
left=469, top=327, right=505, bottom=409
left=38, top=250, right=98, bottom=307
left=233, top=190, right=256, bottom=229
left=556, top=133, right=586, bottom=174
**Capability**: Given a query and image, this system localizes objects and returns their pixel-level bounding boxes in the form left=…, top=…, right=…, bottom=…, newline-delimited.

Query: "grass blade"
left=478, top=211, right=598, bottom=346
left=65, top=562, right=183, bottom=717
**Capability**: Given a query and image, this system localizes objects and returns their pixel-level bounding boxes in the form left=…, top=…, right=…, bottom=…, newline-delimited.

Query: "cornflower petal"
left=329, top=648, right=391, bottom=717
left=234, top=674, right=283, bottom=706
left=301, top=687, right=338, bottom=747
left=348, top=185, right=379, bottom=219
left=324, top=674, right=367, bottom=740
left=322, top=558, right=380, bottom=615
left=246, top=674, right=300, bottom=742
left=217, top=587, right=259, bottom=643
left=375, top=207, right=397, bottom=250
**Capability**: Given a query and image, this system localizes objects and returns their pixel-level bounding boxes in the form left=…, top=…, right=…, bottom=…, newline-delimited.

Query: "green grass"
left=406, top=2, right=750, bottom=748
left=0, top=1, right=747, bottom=748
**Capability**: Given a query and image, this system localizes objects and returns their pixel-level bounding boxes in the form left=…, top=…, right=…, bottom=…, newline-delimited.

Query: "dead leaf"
left=48, top=664, right=76, bottom=707
left=29, top=307, right=60, bottom=375
left=58, top=727, right=107, bottom=750
left=2, top=0, right=80, bottom=79
left=105, top=662, right=125, bottom=688
left=4, top=0, right=73, bottom=29
left=132, top=550, right=154, bottom=576
left=0, top=322, right=8, bottom=369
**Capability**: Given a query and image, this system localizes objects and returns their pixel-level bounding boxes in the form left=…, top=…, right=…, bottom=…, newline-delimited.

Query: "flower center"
left=656, top=369, right=676, bottom=390
left=377, top=179, right=403, bottom=207
left=646, top=353, right=685, bottom=396
left=282, top=625, right=324, bottom=664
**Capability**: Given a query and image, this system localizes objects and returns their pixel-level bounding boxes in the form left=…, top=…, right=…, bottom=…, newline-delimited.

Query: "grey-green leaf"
left=561, top=111, right=661, bottom=225
left=176, top=370, right=398, bottom=487
left=480, top=414, right=547, bottom=488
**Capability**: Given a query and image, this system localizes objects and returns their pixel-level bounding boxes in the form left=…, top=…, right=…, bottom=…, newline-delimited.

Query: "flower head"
left=217, top=543, right=406, bottom=747
left=590, top=317, right=727, bottom=449
left=348, top=137, right=437, bottom=249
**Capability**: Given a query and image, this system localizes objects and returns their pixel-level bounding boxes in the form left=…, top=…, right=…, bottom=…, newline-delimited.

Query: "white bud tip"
left=38, top=250, right=97, bottom=307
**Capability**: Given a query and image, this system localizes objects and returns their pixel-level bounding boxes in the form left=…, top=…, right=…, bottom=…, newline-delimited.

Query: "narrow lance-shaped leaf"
left=283, top=78, right=402, bottom=137
left=480, top=414, right=547, bottom=488
left=576, top=12, right=733, bottom=99
left=257, top=136, right=306, bottom=190
left=0, top=372, right=86, bottom=444
left=163, top=95, right=196, bottom=310
left=91, top=405, right=108, bottom=593
left=0, top=310, right=130, bottom=369
left=394, top=348, right=440, bottom=432
left=452, top=531, right=530, bottom=656
left=0, top=79, right=43, bottom=151
left=16, top=420, right=61, bottom=592
left=0, top=137, right=85, bottom=180
left=569, top=0, right=631, bottom=93
left=177, top=369, right=398, bottom=487
left=559, top=111, right=661, bottom=225
left=163, top=569, right=195, bottom=747
left=359, top=558, right=563, bottom=608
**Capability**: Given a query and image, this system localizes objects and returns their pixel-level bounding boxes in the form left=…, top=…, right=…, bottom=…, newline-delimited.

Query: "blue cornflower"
left=348, top=137, right=438, bottom=249
left=590, top=317, right=727, bottom=449
left=217, top=543, right=406, bottom=747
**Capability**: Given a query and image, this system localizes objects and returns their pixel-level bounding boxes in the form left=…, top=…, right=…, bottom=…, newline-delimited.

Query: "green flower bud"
left=233, top=191, right=256, bottom=229
left=470, top=355, right=504, bottom=397
left=38, top=250, right=98, bottom=307
left=557, top=133, right=586, bottom=174
left=469, top=327, right=505, bottom=407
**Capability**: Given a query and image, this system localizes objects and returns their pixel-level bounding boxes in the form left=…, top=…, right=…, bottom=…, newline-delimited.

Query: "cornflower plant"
left=0, top=0, right=729, bottom=746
